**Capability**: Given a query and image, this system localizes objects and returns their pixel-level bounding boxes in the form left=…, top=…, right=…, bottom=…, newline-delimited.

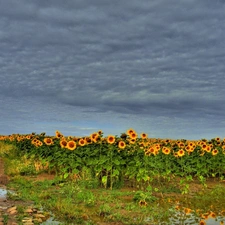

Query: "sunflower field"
left=1, top=129, right=225, bottom=190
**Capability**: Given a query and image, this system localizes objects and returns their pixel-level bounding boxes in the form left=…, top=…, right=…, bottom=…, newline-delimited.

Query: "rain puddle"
left=0, top=187, right=7, bottom=200
left=0, top=187, right=61, bottom=224
left=145, top=210, right=225, bottom=225
left=169, top=213, right=225, bottom=225
left=41, top=217, right=61, bottom=225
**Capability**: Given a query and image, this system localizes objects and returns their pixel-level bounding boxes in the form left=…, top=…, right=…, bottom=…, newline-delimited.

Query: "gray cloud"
left=0, top=0, right=225, bottom=139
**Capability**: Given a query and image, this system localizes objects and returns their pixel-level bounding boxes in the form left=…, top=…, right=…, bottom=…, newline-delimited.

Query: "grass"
left=5, top=174, right=225, bottom=225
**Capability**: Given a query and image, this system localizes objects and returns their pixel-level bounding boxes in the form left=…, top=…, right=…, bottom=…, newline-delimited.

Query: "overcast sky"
left=1, top=0, right=225, bottom=140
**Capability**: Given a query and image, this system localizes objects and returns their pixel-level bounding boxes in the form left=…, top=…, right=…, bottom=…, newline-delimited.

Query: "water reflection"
left=169, top=210, right=224, bottom=225
left=41, top=217, right=61, bottom=225
left=0, top=187, right=7, bottom=200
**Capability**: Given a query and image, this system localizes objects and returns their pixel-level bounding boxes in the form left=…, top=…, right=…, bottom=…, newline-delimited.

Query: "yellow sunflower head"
left=211, top=149, right=219, bottom=156
left=177, top=149, right=185, bottom=157
left=107, top=135, right=116, bottom=144
left=44, top=137, right=54, bottom=145
left=78, top=138, right=86, bottom=146
left=66, top=140, right=76, bottom=151
left=199, top=220, right=206, bottom=225
left=60, top=139, right=68, bottom=148
left=141, top=133, right=148, bottom=139
left=162, top=147, right=171, bottom=155
left=126, top=128, right=135, bottom=136
left=55, top=130, right=63, bottom=139
left=118, top=141, right=126, bottom=149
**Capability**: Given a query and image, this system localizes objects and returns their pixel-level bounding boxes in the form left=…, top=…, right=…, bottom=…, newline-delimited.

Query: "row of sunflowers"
left=1, top=129, right=225, bottom=188
left=1, top=129, right=225, bottom=155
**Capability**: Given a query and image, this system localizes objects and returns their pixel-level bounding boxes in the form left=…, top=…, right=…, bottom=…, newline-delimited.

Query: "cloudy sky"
left=1, top=0, right=225, bottom=140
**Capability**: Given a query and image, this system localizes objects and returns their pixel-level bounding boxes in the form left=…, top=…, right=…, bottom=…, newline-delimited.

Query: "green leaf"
left=101, top=176, right=108, bottom=188
left=112, top=169, right=119, bottom=176
left=63, top=172, right=69, bottom=179
left=113, top=159, right=120, bottom=165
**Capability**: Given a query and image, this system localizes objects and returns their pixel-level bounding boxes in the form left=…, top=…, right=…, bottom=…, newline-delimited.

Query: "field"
left=0, top=129, right=225, bottom=225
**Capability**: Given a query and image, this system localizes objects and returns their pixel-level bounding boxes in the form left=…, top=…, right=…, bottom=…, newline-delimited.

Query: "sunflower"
left=139, top=142, right=145, bottom=149
left=85, top=137, right=92, bottom=144
left=107, top=135, right=116, bottom=144
left=185, top=145, right=191, bottom=151
left=201, top=213, right=209, bottom=219
left=126, top=128, right=135, bottom=136
left=154, top=144, right=161, bottom=154
left=212, top=149, right=219, bottom=156
left=17, top=136, right=22, bottom=142
left=91, top=136, right=98, bottom=143
left=177, top=142, right=185, bottom=148
left=205, top=145, right=212, bottom=153
left=216, top=137, right=221, bottom=143
left=67, top=136, right=74, bottom=140
left=177, top=149, right=185, bottom=157
left=98, top=130, right=103, bottom=136
left=72, top=137, right=78, bottom=142
left=144, top=151, right=151, bottom=156
left=118, top=141, right=126, bottom=149
left=120, top=133, right=127, bottom=139
left=146, top=147, right=156, bottom=156
left=199, top=220, right=206, bottom=225
left=37, top=140, right=43, bottom=147
left=90, top=132, right=99, bottom=142
left=162, top=147, right=171, bottom=155
left=129, top=132, right=138, bottom=139
left=31, top=138, right=38, bottom=145
left=201, top=143, right=208, bottom=151
left=141, top=133, right=148, bottom=139
left=139, top=200, right=147, bottom=207
left=209, top=211, right=216, bottom=218
left=184, top=207, right=192, bottom=215
left=55, top=130, right=63, bottom=139
left=26, top=135, right=32, bottom=140
left=221, top=210, right=225, bottom=216
left=164, top=139, right=171, bottom=144
left=222, top=145, right=225, bottom=154
left=60, top=139, right=68, bottom=148
left=199, top=150, right=205, bottom=156
left=78, top=138, right=86, bottom=146
left=188, top=141, right=195, bottom=147
left=44, top=137, right=54, bottom=145
left=128, top=138, right=136, bottom=144
left=66, top=140, right=76, bottom=151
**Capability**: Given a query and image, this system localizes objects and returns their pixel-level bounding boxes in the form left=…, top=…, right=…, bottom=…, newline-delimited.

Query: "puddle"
left=0, top=187, right=7, bottom=200
left=0, top=188, right=62, bottom=225
left=41, top=217, right=61, bottom=225
left=168, top=212, right=224, bottom=225
left=145, top=209, right=225, bottom=225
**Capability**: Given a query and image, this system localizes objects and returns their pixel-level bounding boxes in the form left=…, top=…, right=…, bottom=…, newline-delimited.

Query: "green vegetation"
left=0, top=130, right=225, bottom=224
